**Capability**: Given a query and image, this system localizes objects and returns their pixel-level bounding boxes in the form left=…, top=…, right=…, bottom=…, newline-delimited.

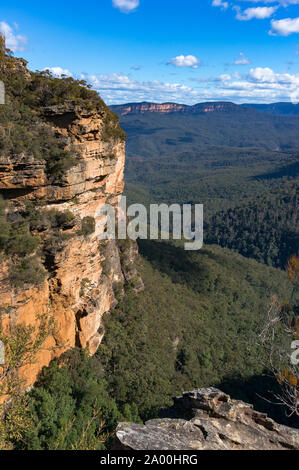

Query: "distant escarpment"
left=0, top=44, right=138, bottom=388
left=110, top=101, right=242, bottom=116
left=111, top=101, right=299, bottom=117
left=114, top=388, right=299, bottom=450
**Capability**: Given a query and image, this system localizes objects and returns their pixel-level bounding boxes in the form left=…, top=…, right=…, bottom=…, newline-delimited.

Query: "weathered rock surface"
left=114, top=388, right=299, bottom=450
left=0, top=99, right=137, bottom=388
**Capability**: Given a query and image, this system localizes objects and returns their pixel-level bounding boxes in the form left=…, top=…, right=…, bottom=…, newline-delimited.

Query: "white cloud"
left=219, top=74, right=232, bottom=80
left=235, top=6, right=278, bottom=21
left=81, top=72, right=199, bottom=104
left=0, top=21, right=27, bottom=52
left=44, top=67, right=73, bottom=77
left=79, top=66, right=299, bottom=105
left=248, top=67, right=299, bottom=102
left=167, top=55, right=200, bottom=69
left=112, top=0, right=139, bottom=13
left=233, top=52, right=251, bottom=65
left=217, top=67, right=299, bottom=103
left=248, top=67, right=299, bottom=87
left=249, top=67, right=277, bottom=82
left=270, top=17, right=299, bottom=35
left=239, top=0, right=299, bottom=5
left=212, top=0, right=229, bottom=9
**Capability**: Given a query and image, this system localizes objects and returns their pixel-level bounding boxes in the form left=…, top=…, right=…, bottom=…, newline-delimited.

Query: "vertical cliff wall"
left=0, top=99, right=133, bottom=388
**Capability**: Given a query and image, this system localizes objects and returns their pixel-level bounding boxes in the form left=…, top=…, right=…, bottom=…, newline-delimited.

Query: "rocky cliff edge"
left=0, top=96, right=137, bottom=389
left=114, top=388, right=299, bottom=450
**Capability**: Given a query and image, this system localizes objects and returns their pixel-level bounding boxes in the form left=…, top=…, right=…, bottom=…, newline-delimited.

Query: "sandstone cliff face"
left=111, top=102, right=187, bottom=116
left=114, top=388, right=299, bottom=450
left=0, top=102, right=133, bottom=388
left=110, top=101, right=241, bottom=116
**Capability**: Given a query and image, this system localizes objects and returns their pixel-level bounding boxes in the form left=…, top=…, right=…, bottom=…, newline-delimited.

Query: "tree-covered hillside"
left=116, top=106, right=299, bottom=159
left=111, top=104, right=299, bottom=270
left=205, top=181, right=298, bottom=268
left=242, top=102, right=299, bottom=116
left=98, top=241, right=294, bottom=421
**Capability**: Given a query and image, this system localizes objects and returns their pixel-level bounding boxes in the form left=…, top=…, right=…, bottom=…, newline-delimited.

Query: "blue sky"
left=1, top=0, right=299, bottom=104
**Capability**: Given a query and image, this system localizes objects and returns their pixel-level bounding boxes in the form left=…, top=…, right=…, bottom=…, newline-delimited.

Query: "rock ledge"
left=114, top=388, right=299, bottom=450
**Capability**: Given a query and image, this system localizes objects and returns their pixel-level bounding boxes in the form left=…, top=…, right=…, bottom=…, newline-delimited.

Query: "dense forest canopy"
left=113, top=104, right=299, bottom=269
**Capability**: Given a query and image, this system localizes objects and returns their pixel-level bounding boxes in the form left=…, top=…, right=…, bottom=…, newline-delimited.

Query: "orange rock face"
left=111, top=101, right=241, bottom=116
left=113, top=103, right=186, bottom=115
left=0, top=104, right=128, bottom=388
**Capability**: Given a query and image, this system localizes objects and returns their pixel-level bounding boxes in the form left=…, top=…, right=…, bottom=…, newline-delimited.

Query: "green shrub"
left=0, top=43, right=126, bottom=183
left=80, top=216, right=96, bottom=237
left=0, top=102, right=79, bottom=180
left=0, top=198, right=79, bottom=287
left=0, top=45, right=113, bottom=180
left=102, top=114, right=126, bottom=142
left=6, top=226, right=40, bottom=258
left=9, top=257, right=47, bottom=287
left=24, top=349, right=121, bottom=450
left=0, top=200, right=41, bottom=257
left=47, top=209, right=76, bottom=230
left=43, top=232, right=73, bottom=255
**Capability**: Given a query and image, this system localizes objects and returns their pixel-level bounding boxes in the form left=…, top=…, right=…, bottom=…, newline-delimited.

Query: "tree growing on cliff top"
left=259, top=256, right=299, bottom=418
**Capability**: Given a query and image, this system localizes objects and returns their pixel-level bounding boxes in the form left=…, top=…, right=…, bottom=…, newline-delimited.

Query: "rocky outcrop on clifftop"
left=0, top=62, right=135, bottom=388
left=114, top=388, right=299, bottom=450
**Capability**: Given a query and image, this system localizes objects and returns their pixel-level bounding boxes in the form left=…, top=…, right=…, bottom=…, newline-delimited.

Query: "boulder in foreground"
left=114, top=388, right=299, bottom=450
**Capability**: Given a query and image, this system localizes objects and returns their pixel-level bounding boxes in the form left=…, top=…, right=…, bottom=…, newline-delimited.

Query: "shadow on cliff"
left=217, top=373, right=299, bottom=429
left=160, top=373, right=299, bottom=429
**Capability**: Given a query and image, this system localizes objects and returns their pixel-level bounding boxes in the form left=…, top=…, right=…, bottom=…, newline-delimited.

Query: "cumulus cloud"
left=270, top=17, right=299, bottom=35
left=79, top=72, right=200, bottom=104
left=249, top=67, right=278, bottom=82
left=214, top=67, right=299, bottom=103
left=235, top=6, right=278, bottom=21
left=233, top=52, right=251, bottom=65
left=0, top=21, right=27, bottom=52
left=212, top=0, right=229, bottom=9
left=167, top=55, right=200, bottom=69
left=44, top=67, right=73, bottom=77
left=112, top=0, right=139, bottom=13
left=248, top=67, right=299, bottom=102
left=79, top=66, right=299, bottom=105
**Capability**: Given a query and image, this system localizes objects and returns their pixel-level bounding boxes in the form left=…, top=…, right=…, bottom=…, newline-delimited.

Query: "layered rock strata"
left=0, top=102, right=133, bottom=388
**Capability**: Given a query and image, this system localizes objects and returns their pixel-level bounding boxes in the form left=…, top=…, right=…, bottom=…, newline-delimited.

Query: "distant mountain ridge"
left=111, top=101, right=244, bottom=116
left=110, top=101, right=299, bottom=116
left=242, top=102, right=299, bottom=116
